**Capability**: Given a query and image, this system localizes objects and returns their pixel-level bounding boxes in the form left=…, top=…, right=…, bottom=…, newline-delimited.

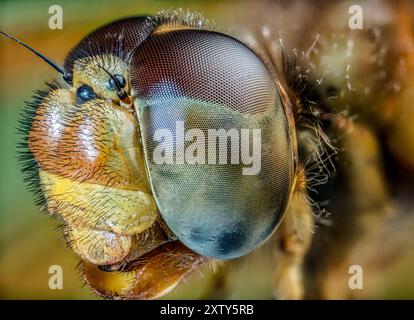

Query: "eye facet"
left=76, top=84, right=97, bottom=104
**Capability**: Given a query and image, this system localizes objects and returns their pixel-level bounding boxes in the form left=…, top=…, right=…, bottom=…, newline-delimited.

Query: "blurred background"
left=1, top=0, right=414, bottom=299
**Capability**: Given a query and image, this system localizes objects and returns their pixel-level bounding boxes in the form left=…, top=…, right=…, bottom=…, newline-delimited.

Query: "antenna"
left=0, top=30, right=72, bottom=83
left=98, top=65, right=130, bottom=102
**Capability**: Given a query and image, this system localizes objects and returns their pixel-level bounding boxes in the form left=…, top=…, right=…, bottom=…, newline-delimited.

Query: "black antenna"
left=97, top=65, right=129, bottom=101
left=0, top=30, right=72, bottom=83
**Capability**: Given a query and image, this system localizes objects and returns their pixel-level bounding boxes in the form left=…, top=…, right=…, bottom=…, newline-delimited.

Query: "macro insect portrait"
left=1, top=0, right=414, bottom=303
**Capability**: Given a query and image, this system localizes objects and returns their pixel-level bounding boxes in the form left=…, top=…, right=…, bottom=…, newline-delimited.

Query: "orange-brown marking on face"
left=28, top=88, right=149, bottom=191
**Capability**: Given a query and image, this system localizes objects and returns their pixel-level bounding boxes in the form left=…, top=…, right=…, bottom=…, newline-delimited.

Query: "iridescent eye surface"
left=130, top=29, right=295, bottom=259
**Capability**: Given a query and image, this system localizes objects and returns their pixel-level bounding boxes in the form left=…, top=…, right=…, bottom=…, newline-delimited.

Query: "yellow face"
left=31, top=53, right=156, bottom=257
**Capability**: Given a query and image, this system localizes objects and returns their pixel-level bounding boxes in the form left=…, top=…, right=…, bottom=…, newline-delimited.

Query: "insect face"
left=4, top=10, right=303, bottom=299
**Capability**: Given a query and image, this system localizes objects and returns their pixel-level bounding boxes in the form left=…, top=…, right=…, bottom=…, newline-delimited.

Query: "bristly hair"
left=249, top=27, right=337, bottom=221
left=16, top=81, right=60, bottom=211
left=280, top=40, right=338, bottom=222
left=281, top=40, right=337, bottom=169
left=148, top=8, right=219, bottom=34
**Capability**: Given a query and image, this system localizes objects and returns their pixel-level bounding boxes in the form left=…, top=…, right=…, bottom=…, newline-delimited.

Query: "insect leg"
left=272, top=189, right=314, bottom=300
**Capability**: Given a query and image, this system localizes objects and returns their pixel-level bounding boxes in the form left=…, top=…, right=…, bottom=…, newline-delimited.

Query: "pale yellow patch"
left=65, top=225, right=132, bottom=265
left=40, top=170, right=157, bottom=235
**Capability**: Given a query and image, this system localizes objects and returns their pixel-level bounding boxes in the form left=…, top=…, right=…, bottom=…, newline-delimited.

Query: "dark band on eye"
left=76, top=84, right=97, bottom=104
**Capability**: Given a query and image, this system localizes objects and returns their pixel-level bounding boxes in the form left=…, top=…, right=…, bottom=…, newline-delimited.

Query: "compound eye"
left=76, top=84, right=97, bottom=104
left=131, top=30, right=294, bottom=259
